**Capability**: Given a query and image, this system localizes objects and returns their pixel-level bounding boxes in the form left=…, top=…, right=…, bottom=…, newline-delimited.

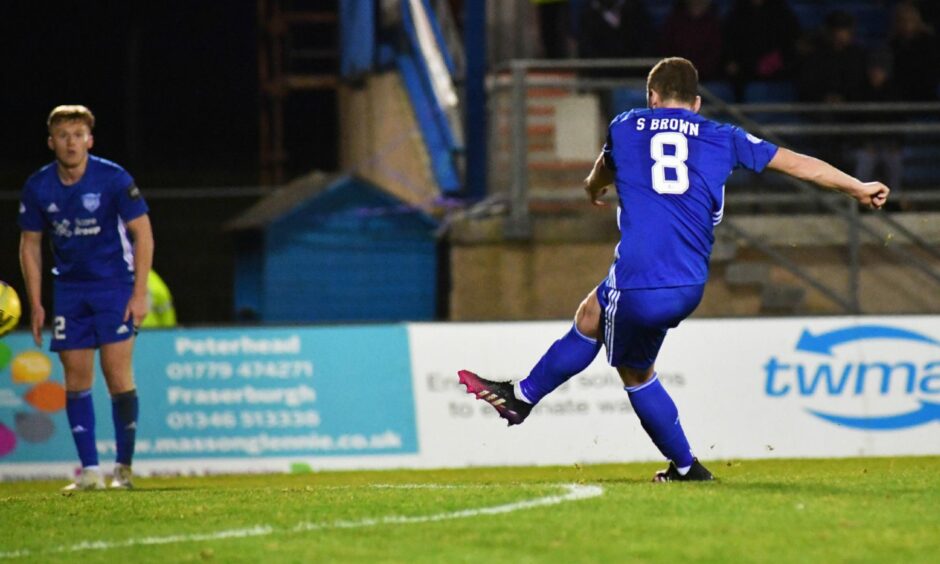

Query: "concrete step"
left=528, top=160, right=593, bottom=171
left=528, top=166, right=591, bottom=189
left=760, top=283, right=807, bottom=314
left=710, top=238, right=739, bottom=264
left=725, top=262, right=770, bottom=287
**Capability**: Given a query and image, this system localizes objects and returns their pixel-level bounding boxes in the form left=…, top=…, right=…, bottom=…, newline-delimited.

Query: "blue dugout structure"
left=227, top=174, right=439, bottom=323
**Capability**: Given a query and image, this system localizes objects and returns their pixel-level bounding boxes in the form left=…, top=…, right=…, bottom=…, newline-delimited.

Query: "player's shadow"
left=720, top=481, right=908, bottom=496
left=589, top=477, right=908, bottom=497
left=586, top=478, right=866, bottom=496
left=590, top=476, right=670, bottom=485
left=117, top=486, right=191, bottom=492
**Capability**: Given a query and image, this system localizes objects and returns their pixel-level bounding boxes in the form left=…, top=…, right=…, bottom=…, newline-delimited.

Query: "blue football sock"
left=111, top=389, right=139, bottom=466
left=626, top=374, right=694, bottom=468
left=66, top=389, right=99, bottom=468
left=518, top=324, right=602, bottom=404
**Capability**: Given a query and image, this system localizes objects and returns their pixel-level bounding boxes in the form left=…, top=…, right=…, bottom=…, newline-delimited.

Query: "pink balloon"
left=0, top=422, right=16, bottom=458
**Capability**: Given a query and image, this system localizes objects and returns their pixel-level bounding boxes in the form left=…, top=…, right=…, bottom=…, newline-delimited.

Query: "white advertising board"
left=408, top=316, right=940, bottom=468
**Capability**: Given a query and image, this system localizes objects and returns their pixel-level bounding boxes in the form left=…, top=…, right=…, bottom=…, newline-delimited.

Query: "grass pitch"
left=1, top=457, right=938, bottom=563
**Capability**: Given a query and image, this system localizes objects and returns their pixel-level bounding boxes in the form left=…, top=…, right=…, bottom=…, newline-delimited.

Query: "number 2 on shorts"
left=54, top=316, right=66, bottom=340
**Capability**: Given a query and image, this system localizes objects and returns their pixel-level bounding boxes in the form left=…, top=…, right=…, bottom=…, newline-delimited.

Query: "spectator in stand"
left=532, top=0, right=571, bottom=59
left=722, top=0, right=802, bottom=101
left=577, top=0, right=653, bottom=114
left=797, top=10, right=868, bottom=170
left=797, top=10, right=867, bottom=104
left=577, top=0, right=654, bottom=71
left=659, top=0, right=723, bottom=80
left=889, top=1, right=940, bottom=101
left=854, top=48, right=905, bottom=208
left=910, top=0, right=940, bottom=37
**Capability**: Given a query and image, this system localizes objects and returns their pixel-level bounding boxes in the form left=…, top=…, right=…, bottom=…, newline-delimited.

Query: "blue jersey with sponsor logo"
left=18, top=155, right=149, bottom=283
left=603, top=107, right=778, bottom=289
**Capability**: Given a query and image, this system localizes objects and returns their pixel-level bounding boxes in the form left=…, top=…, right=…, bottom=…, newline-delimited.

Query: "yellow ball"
left=0, top=281, right=22, bottom=338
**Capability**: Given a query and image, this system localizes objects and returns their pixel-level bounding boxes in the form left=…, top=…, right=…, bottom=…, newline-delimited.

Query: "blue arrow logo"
left=807, top=400, right=940, bottom=430
left=796, top=325, right=940, bottom=356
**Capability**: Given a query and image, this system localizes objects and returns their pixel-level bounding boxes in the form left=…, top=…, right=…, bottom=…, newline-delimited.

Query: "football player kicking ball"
left=459, top=58, right=888, bottom=482
left=19, top=105, right=153, bottom=490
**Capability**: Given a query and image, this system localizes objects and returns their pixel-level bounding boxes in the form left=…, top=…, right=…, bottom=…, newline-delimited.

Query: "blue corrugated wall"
left=257, top=178, right=438, bottom=323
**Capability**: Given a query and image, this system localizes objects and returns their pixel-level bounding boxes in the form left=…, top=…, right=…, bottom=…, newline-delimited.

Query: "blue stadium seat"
left=791, top=3, right=825, bottom=32
left=743, top=81, right=797, bottom=103
left=791, top=2, right=889, bottom=46
left=642, top=0, right=734, bottom=20
left=701, top=80, right=735, bottom=104
left=743, top=81, right=801, bottom=124
left=644, top=1, right=671, bottom=27
left=852, top=6, right=888, bottom=44
left=901, top=144, right=940, bottom=187
left=610, top=88, right=648, bottom=115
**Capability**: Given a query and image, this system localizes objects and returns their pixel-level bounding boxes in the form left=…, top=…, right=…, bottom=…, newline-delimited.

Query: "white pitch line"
left=306, top=483, right=562, bottom=491
left=0, top=483, right=602, bottom=559
left=294, top=483, right=603, bottom=530
left=366, top=483, right=513, bottom=490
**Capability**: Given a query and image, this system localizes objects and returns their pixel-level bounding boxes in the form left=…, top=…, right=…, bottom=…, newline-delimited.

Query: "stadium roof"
left=224, top=171, right=342, bottom=231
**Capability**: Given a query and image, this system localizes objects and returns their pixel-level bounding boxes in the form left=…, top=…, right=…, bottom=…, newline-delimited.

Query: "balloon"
left=11, top=351, right=52, bottom=384
left=0, top=422, right=16, bottom=457
left=23, top=381, right=66, bottom=413
left=15, top=412, right=55, bottom=443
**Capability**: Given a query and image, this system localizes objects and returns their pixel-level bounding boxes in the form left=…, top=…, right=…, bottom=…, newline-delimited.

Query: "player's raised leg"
left=516, top=289, right=604, bottom=404
left=101, top=336, right=138, bottom=489
left=458, top=288, right=603, bottom=425
left=60, top=348, right=105, bottom=490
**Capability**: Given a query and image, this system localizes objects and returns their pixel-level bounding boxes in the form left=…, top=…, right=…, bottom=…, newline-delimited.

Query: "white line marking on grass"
left=0, top=483, right=602, bottom=559
left=367, top=483, right=498, bottom=489
left=319, top=483, right=555, bottom=491
left=0, top=526, right=274, bottom=560
left=294, top=483, right=604, bottom=531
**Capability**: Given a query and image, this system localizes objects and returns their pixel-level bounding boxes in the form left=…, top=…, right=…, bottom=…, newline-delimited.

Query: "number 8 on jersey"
left=650, top=132, right=689, bottom=195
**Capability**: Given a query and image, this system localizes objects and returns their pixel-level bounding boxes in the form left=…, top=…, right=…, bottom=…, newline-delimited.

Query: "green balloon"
left=0, top=343, right=12, bottom=372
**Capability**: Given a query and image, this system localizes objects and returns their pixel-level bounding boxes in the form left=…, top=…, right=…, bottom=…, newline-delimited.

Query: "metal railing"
left=487, top=58, right=940, bottom=313
left=0, top=186, right=268, bottom=201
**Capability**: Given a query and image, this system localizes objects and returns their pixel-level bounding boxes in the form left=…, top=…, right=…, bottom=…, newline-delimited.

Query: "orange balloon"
left=24, top=381, right=66, bottom=413
left=11, top=350, right=52, bottom=383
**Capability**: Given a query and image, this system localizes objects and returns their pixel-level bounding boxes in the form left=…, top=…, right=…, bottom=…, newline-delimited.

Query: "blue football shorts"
left=596, top=279, right=705, bottom=369
left=51, top=281, right=135, bottom=351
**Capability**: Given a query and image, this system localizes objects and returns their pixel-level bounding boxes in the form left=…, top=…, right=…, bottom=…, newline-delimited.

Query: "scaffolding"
left=258, top=0, right=338, bottom=185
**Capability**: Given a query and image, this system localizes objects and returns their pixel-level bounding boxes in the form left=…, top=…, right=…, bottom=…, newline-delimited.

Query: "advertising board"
left=0, top=326, right=417, bottom=479
left=1, top=317, right=937, bottom=479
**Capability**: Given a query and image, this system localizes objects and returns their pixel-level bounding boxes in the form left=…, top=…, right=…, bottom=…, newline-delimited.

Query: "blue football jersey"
left=18, top=155, right=149, bottom=283
left=602, top=107, right=778, bottom=289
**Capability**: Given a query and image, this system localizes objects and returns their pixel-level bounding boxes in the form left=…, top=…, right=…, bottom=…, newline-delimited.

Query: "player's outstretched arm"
left=125, top=214, right=154, bottom=328
left=766, top=147, right=889, bottom=209
left=19, top=231, right=44, bottom=347
left=584, top=151, right=614, bottom=207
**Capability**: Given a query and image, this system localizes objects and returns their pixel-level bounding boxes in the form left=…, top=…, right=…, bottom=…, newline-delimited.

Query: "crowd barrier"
left=1, top=316, right=938, bottom=479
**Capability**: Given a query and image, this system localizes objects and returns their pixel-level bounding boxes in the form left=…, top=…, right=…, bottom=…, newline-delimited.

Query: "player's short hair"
left=647, top=58, right=699, bottom=105
left=47, top=105, right=95, bottom=132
